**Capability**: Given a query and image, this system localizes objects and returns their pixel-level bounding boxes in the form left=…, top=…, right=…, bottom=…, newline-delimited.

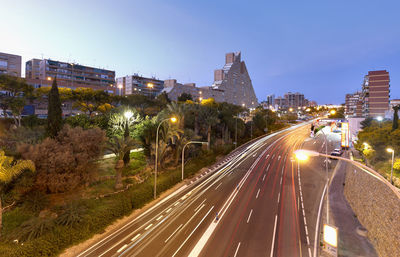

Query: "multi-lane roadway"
left=77, top=122, right=338, bottom=257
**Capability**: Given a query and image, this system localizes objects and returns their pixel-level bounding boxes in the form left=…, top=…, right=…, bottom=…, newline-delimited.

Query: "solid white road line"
left=156, top=215, right=163, bottom=221
left=313, top=184, right=327, bottom=257
left=164, top=224, right=183, bottom=243
left=172, top=206, right=214, bottom=257
left=215, top=182, right=222, bottom=190
left=234, top=242, right=241, bottom=257
left=247, top=209, right=253, bottom=223
left=256, top=188, right=260, bottom=199
left=117, top=244, right=128, bottom=253
left=144, top=224, right=153, bottom=230
left=270, top=215, right=278, bottom=257
left=131, top=233, right=141, bottom=242
left=194, top=199, right=207, bottom=212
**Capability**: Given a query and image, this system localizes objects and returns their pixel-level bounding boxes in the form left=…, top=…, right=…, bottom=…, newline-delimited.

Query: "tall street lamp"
left=233, top=115, right=240, bottom=148
left=387, top=148, right=395, bottom=184
left=118, top=84, right=123, bottom=96
left=377, top=116, right=383, bottom=128
left=147, top=83, right=154, bottom=98
left=181, top=141, right=208, bottom=180
left=154, top=117, right=177, bottom=199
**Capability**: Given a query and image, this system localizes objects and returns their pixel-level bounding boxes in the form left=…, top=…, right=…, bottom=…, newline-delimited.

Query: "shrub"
left=14, top=217, right=55, bottom=242
left=18, top=126, right=106, bottom=193
left=22, top=191, right=49, bottom=213
left=56, top=201, right=87, bottom=228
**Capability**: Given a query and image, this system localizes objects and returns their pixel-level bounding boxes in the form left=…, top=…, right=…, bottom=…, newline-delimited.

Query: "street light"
left=124, top=110, right=133, bottom=120
left=289, top=108, right=293, bottom=112
left=118, top=84, right=123, bottom=96
left=233, top=115, right=240, bottom=148
left=387, top=148, right=395, bottom=184
left=330, top=109, right=336, bottom=115
left=154, top=117, right=178, bottom=199
left=377, top=116, right=383, bottom=122
left=147, top=83, right=154, bottom=98
left=181, top=141, right=208, bottom=180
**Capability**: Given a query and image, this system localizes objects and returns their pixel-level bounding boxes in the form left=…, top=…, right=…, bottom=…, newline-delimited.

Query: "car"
left=329, top=148, right=343, bottom=159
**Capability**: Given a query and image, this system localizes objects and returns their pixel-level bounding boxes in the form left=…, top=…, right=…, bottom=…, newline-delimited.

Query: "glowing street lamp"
left=117, top=84, right=123, bottom=96
left=289, top=108, right=293, bottom=112
left=124, top=110, right=133, bottom=120
left=377, top=116, right=383, bottom=122
left=387, top=148, right=395, bottom=184
left=47, top=76, right=52, bottom=81
left=330, top=109, right=336, bottom=115
left=154, top=117, right=178, bottom=198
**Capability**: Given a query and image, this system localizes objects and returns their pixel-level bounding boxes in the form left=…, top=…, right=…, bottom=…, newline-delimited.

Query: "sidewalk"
left=320, top=156, right=377, bottom=257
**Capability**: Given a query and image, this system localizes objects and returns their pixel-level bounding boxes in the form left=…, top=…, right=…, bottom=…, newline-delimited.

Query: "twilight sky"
left=1, top=0, right=400, bottom=104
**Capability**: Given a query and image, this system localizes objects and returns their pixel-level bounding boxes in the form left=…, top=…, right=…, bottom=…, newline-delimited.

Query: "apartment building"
left=361, top=70, right=390, bottom=117
left=0, top=52, right=22, bottom=77
left=25, top=58, right=115, bottom=93
left=116, top=74, right=164, bottom=97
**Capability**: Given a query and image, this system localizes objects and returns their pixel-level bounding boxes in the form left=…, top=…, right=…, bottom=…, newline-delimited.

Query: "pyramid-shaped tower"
left=211, top=52, right=258, bottom=108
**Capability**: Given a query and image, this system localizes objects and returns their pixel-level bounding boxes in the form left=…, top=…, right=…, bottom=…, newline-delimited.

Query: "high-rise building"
left=283, top=92, right=305, bottom=108
left=25, top=59, right=115, bottom=93
left=266, top=94, right=275, bottom=107
left=0, top=52, right=22, bottom=77
left=345, top=91, right=362, bottom=116
left=162, top=52, right=258, bottom=108
left=116, top=75, right=164, bottom=97
left=361, top=70, right=390, bottom=117
left=210, top=52, right=258, bottom=108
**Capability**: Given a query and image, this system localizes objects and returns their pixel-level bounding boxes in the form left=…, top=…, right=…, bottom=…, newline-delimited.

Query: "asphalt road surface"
left=77, top=122, right=338, bottom=257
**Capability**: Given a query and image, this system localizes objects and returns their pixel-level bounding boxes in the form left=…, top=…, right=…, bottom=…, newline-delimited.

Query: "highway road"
left=77, top=122, right=339, bottom=257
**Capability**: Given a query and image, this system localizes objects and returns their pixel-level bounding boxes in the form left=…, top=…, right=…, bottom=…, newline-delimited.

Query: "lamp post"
left=181, top=141, right=208, bottom=180
left=118, top=84, right=123, bottom=96
left=377, top=116, right=383, bottom=128
left=233, top=115, right=239, bottom=148
left=154, top=117, right=177, bottom=199
left=147, top=83, right=154, bottom=98
left=387, top=148, right=395, bottom=184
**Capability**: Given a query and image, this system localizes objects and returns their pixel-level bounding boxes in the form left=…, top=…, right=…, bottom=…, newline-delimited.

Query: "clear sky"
left=2, top=0, right=400, bottom=104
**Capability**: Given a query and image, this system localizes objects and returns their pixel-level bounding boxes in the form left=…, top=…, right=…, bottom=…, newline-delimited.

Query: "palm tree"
left=0, top=150, right=35, bottom=236
left=106, top=136, right=139, bottom=189
left=199, top=106, right=219, bottom=150
left=167, top=102, right=185, bottom=129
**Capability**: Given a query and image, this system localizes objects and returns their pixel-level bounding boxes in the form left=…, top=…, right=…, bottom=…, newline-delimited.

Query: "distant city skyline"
left=2, top=0, right=400, bottom=104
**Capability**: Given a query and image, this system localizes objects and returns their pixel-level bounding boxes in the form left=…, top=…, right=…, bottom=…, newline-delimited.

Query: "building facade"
left=25, top=59, right=115, bottom=93
left=266, top=94, right=275, bottom=107
left=0, top=52, right=22, bottom=77
left=361, top=70, right=390, bottom=117
left=162, top=52, right=258, bottom=108
left=162, top=79, right=200, bottom=101
left=210, top=52, right=258, bottom=108
left=345, top=91, right=362, bottom=117
left=116, top=75, right=164, bottom=97
left=284, top=92, right=305, bottom=108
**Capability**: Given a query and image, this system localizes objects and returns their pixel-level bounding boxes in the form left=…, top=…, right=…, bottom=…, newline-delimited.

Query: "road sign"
left=341, top=122, right=349, bottom=148
left=323, top=224, right=338, bottom=256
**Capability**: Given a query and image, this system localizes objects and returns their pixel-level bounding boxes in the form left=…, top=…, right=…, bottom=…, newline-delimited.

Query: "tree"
left=393, top=105, right=399, bottom=131
left=177, top=93, right=193, bottom=102
left=72, top=88, right=111, bottom=116
left=0, top=75, right=34, bottom=127
left=0, top=150, right=35, bottom=236
left=167, top=102, right=186, bottom=129
left=19, top=126, right=105, bottom=193
left=199, top=105, right=219, bottom=150
left=106, top=136, right=139, bottom=189
left=47, top=78, right=63, bottom=138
